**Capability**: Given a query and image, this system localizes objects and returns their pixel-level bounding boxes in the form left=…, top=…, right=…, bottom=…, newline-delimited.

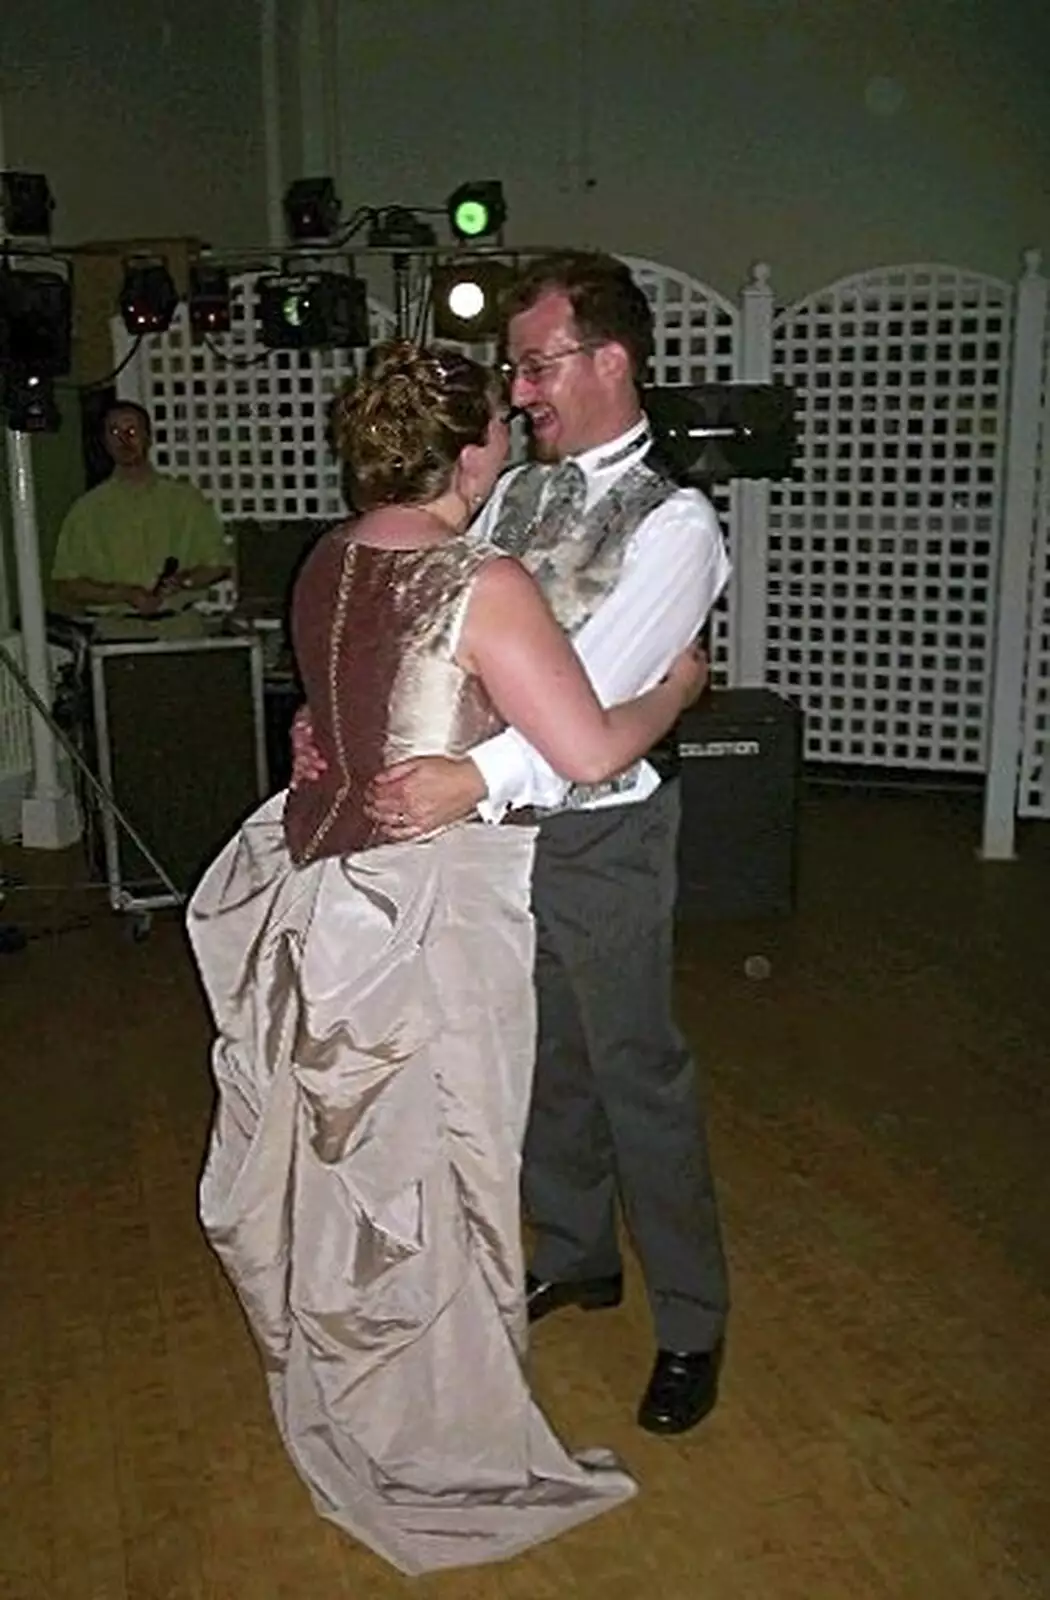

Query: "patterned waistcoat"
left=489, top=458, right=678, bottom=810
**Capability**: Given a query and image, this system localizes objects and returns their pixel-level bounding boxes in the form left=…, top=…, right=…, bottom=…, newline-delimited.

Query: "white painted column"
left=0, top=94, right=13, bottom=636
left=730, top=262, right=775, bottom=686
left=0, top=478, right=10, bottom=638
left=298, top=0, right=339, bottom=180
left=5, top=430, right=80, bottom=848
left=0, top=90, right=79, bottom=846
left=260, top=0, right=284, bottom=247
left=982, top=249, right=1048, bottom=860
left=0, top=427, right=11, bottom=633
left=323, top=0, right=341, bottom=201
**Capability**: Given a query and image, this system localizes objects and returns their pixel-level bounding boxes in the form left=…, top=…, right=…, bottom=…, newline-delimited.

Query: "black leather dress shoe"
left=637, top=1345, right=723, bottom=1434
left=525, top=1270, right=624, bottom=1324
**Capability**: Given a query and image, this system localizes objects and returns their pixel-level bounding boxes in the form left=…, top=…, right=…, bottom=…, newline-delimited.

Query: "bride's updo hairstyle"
left=332, top=340, right=497, bottom=512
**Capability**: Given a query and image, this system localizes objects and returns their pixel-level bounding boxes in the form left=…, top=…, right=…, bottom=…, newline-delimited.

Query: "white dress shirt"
left=469, top=419, right=731, bottom=819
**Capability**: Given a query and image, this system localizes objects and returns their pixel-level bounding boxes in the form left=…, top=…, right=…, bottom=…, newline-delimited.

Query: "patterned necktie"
left=539, top=459, right=587, bottom=543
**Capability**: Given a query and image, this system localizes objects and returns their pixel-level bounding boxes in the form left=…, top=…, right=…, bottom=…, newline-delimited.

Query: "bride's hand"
left=289, top=705, right=327, bottom=789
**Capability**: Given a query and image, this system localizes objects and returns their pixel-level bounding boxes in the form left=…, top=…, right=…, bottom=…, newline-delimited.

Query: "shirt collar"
left=569, top=418, right=652, bottom=479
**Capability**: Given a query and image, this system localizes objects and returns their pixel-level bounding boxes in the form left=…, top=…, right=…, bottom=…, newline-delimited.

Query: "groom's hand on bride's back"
left=289, top=706, right=485, bottom=835
left=366, top=757, right=486, bottom=838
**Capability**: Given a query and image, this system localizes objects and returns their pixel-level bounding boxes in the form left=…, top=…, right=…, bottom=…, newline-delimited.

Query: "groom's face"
left=506, top=290, right=612, bottom=462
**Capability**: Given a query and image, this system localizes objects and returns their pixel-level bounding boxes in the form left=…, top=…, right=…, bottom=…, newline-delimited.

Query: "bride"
left=187, top=340, right=704, bottom=1575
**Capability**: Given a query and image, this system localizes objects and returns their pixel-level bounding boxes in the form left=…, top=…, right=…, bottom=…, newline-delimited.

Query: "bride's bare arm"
left=457, top=555, right=700, bottom=786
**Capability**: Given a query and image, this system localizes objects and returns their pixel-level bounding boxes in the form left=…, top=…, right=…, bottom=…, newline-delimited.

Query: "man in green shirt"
left=51, top=402, right=231, bottom=616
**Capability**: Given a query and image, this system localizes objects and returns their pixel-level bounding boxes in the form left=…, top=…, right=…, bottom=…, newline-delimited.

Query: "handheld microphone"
left=152, top=556, right=179, bottom=596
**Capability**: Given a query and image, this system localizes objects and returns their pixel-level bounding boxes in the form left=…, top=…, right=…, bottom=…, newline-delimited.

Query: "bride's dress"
left=187, top=531, right=636, bottom=1575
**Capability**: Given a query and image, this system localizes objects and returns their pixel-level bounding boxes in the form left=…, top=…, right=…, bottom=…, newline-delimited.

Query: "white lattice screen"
left=120, top=257, right=742, bottom=669
left=1018, top=320, right=1050, bottom=817
left=107, top=250, right=1050, bottom=844
left=623, top=257, right=740, bottom=681
left=121, top=274, right=396, bottom=522
left=765, top=266, right=1013, bottom=771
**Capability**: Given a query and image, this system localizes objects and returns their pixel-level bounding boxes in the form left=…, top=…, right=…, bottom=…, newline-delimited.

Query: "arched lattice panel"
left=411, top=254, right=739, bottom=384
left=1018, top=335, right=1050, bottom=817
left=117, top=272, right=396, bottom=521
left=767, top=264, right=1013, bottom=770
left=620, top=257, right=740, bottom=681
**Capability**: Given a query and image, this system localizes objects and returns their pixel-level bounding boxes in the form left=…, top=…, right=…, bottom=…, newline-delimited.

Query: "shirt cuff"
left=469, top=738, right=525, bottom=824
left=470, top=732, right=573, bottom=822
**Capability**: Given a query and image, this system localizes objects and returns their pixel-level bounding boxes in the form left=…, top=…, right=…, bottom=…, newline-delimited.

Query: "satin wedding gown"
left=186, top=527, right=636, bottom=1575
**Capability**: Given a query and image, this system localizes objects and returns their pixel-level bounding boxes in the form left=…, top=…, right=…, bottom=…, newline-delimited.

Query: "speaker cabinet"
left=89, top=636, right=268, bottom=908
left=676, top=688, right=802, bottom=921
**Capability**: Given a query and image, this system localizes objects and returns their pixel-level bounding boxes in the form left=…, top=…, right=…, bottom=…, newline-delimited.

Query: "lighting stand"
left=391, top=253, right=412, bottom=338
left=4, top=427, right=81, bottom=848
left=0, top=488, right=11, bottom=636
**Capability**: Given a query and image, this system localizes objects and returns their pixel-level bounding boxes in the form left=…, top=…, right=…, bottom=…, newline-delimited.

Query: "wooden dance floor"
left=2, top=786, right=1048, bottom=1598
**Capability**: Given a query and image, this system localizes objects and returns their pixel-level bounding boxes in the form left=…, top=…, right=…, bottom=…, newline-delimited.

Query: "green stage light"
left=447, top=181, right=506, bottom=242
left=454, top=199, right=488, bottom=238
left=258, top=271, right=370, bottom=350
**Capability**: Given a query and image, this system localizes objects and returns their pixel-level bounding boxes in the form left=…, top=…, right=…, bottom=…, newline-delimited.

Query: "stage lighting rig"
left=258, top=271, right=370, bottom=350
left=431, top=257, right=513, bottom=341
left=188, top=263, right=232, bottom=335
left=0, top=171, right=55, bottom=238
left=0, top=267, right=72, bottom=377
left=367, top=207, right=438, bottom=250
left=119, top=259, right=179, bottom=335
left=646, top=384, right=798, bottom=484
left=447, top=181, right=506, bottom=242
left=283, top=178, right=342, bottom=243
left=1, top=371, right=60, bottom=433
left=0, top=267, right=70, bottom=431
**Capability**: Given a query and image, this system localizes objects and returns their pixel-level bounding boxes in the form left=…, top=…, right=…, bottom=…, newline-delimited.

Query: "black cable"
left=0, top=915, right=94, bottom=954
left=337, top=203, right=445, bottom=245
left=331, top=206, right=377, bottom=248
left=202, top=337, right=272, bottom=370
left=62, top=336, right=145, bottom=393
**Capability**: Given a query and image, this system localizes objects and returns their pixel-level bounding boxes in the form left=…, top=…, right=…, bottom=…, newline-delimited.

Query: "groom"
left=299, top=252, right=731, bottom=1434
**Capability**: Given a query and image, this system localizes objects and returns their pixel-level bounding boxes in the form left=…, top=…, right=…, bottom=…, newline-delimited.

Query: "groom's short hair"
left=500, top=251, right=654, bottom=381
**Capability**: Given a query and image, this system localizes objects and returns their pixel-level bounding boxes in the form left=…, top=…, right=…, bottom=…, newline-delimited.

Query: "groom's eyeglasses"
left=496, top=343, right=598, bottom=387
